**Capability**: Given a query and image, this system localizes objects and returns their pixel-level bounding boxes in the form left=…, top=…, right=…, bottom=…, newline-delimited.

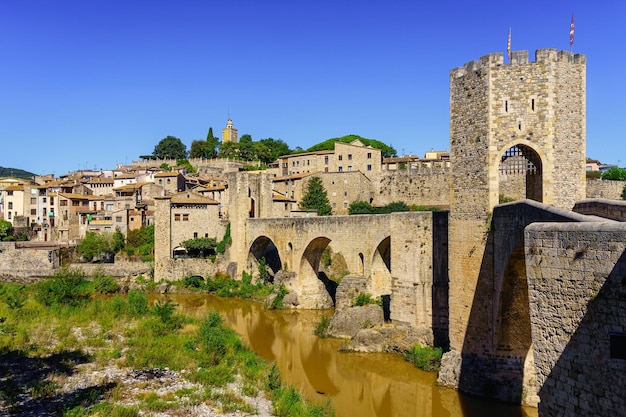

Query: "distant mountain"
left=0, top=166, right=37, bottom=180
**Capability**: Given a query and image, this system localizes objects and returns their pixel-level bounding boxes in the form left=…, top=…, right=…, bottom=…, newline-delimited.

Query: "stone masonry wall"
left=573, top=198, right=626, bottom=221
left=373, top=168, right=450, bottom=208
left=586, top=178, right=625, bottom=200
left=525, top=222, right=626, bottom=417
left=0, top=242, right=55, bottom=281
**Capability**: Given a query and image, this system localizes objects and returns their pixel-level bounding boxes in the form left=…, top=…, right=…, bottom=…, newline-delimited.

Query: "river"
left=170, top=293, right=538, bottom=417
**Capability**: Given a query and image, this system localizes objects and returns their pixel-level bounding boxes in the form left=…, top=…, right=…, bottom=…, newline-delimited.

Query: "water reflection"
left=167, top=294, right=537, bottom=417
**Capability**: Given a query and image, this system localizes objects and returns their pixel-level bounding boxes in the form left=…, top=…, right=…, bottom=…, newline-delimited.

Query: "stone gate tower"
left=445, top=49, right=586, bottom=401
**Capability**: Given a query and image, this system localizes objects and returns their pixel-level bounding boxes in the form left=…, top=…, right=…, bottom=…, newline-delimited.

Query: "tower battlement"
left=450, top=48, right=586, bottom=79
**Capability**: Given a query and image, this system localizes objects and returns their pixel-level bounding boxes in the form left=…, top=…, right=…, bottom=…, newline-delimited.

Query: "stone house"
left=272, top=171, right=374, bottom=215
left=192, top=184, right=229, bottom=220
left=84, top=177, right=115, bottom=195
left=154, top=190, right=222, bottom=259
left=154, top=172, right=186, bottom=194
left=276, top=139, right=382, bottom=176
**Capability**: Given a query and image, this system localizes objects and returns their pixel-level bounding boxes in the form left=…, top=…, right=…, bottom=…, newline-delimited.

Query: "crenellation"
left=510, top=50, right=528, bottom=64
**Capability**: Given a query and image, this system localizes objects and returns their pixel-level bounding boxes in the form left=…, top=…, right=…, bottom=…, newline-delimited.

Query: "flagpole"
left=507, top=27, right=511, bottom=63
left=569, top=13, right=575, bottom=53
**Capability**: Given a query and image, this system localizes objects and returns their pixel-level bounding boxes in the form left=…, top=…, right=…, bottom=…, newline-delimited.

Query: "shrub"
left=182, top=275, right=204, bottom=289
left=403, top=344, right=443, bottom=372
left=94, top=275, right=120, bottom=294
left=314, top=316, right=330, bottom=338
left=197, top=310, right=241, bottom=366
left=258, top=257, right=270, bottom=284
left=0, top=219, right=14, bottom=240
left=265, top=363, right=282, bottom=391
left=34, top=267, right=91, bottom=306
left=622, top=185, right=626, bottom=201
left=151, top=299, right=182, bottom=331
left=127, top=290, right=149, bottom=315
left=353, top=292, right=380, bottom=307
left=0, top=284, right=27, bottom=310
left=321, top=248, right=332, bottom=267
left=216, top=223, right=232, bottom=255
left=269, top=284, right=288, bottom=310
left=348, top=201, right=374, bottom=215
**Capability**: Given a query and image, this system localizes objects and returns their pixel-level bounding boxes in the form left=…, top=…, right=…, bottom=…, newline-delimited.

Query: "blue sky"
left=1, top=0, right=623, bottom=175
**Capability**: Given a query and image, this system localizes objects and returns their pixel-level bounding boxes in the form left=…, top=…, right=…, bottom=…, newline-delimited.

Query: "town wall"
left=372, top=167, right=450, bottom=208
left=525, top=222, right=626, bottom=417
left=70, top=260, right=151, bottom=279
left=0, top=242, right=56, bottom=281
left=132, top=158, right=245, bottom=174
left=585, top=178, right=625, bottom=200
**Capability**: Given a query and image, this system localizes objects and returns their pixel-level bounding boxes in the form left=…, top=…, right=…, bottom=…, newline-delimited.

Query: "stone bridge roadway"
left=242, top=211, right=449, bottom=323
left=450, top=199, right=626, bottom=410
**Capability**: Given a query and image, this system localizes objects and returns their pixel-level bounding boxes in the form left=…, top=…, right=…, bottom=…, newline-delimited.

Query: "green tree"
left=153, top=136, right=188, bottom=159
left=253, top=142, right=271, bottom=165
left=112, top=228, right=125, bottom=253
left=181, top=237, right=217, bottom=257
left=0, top=219, right=13, bottom=240
left=206, top=127, right=220, bottom=157
left=190, top=127, right=220, bottom=159
left=189, top=140, right=209, bottom=159
left=176, top=159, right=197, bottom=173
left=300, top=177, right=332, bottom=216
left=601, top=167, right=626, bottom=181
left=77, top=232, right=113, bottom=262
left=238, top=134, right=256, bottom=161
left=258, top=138, right=291, bottom=163
left=219, top=141, right=241, bottom=159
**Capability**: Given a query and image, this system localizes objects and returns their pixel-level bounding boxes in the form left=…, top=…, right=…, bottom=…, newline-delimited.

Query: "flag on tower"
left=569, top=14, right=575, bottom=47
left=507, top=28, right=511, bottom=61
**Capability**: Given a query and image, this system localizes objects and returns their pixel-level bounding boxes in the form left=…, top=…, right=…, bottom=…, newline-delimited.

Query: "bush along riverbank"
left=0, top=267, right=334, bottom=417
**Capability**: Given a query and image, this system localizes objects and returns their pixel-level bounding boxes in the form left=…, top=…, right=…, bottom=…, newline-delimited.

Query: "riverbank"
left=0, top=274, right=333, bottom=417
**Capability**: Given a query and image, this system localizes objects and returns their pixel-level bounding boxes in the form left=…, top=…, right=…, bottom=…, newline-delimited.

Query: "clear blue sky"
left=1, top=0, right=623, bottom=175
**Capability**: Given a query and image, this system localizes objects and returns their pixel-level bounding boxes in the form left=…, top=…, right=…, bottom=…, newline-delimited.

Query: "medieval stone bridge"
left=238, top=198, right=626, bottom=414
left=240, top=211, right=449, bottom=324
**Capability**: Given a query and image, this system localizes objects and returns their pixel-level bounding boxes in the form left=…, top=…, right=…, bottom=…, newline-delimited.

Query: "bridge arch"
left=297, top=237, right=336, bottom=309
left=496, top=141, right=546, bottom=204
left=371, top=236, right=392, bottom=296
left=248, top=235, right=282, bottom=281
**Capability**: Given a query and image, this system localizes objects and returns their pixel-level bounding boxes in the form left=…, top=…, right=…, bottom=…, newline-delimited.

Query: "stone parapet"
left=525, top=221, right=626, bottom=416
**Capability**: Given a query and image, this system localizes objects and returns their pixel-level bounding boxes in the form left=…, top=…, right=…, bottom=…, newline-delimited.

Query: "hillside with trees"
left=0, top=166, right=37, bottom=180
left=141, top=131, right=396, bottom=167
left=304, top=134, right=397, bottom=158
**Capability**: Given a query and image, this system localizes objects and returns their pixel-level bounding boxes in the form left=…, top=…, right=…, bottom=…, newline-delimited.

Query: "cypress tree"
left=300, top=177, right=332, bottom=216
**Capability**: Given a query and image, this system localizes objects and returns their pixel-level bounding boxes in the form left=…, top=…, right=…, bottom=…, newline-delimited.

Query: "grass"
left=353, top=292, right=382, bottom=307
left=0, top=279, right=333, bottom=417
left=180, top=270, right=276, bottom=302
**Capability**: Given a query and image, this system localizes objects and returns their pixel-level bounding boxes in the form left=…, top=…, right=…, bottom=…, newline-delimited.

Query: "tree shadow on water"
left=0, top=349, right=116, bottom=416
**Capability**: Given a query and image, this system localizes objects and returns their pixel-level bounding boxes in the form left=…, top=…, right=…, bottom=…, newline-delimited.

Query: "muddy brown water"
left=166, top=294, right=538, bottom=417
